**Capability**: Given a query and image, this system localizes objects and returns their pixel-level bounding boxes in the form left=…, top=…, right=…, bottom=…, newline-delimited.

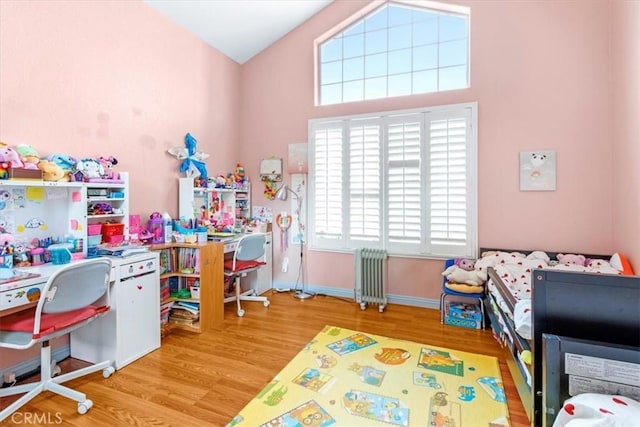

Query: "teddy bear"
left=38, top=160, right=69, bottom=182
left=454, top=258, right=475, bottom=271
left=556, top=253, right=586, bottom=266
left=442, top=264, right=487, bottom=286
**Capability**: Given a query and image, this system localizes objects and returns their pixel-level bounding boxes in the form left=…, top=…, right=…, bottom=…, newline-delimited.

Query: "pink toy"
left=99, top=156, right=120, bottom=180
left=0, top=146, right=25, bottom=169
left=556, top=253, right=586, bottom=266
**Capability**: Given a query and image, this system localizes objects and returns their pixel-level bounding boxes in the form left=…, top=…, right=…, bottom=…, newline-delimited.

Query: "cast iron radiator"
left=354, top=248, right=388, bottom=312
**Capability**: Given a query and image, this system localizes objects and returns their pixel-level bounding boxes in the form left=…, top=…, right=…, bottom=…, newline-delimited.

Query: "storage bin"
left=102, top=223, right=124, bottom=237
left=104, top=234, right=124, bottom=244
left=87, top=224, right=102, bottom=235
left=48, top=243, right=73, bottom=265
left=190, top=286, right=200, bottom=300
left=88, top=234, right=102, bottom=247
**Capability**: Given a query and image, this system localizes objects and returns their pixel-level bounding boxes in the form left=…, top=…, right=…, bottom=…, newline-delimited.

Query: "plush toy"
left=442, top=265, right=487, bottom=286
left=167, top=133, right=209, bottom=180
left=98, top=156, right=120, bottom=180
left=454, top=258, right=475, bottom=271
left=74, top=158, right=104, bottom=180
left=37, top=160, right=68, bottom=182
left=0, top=146, right=24, bottom=169
left=46, top=154, right=77, bottom=172
left=557, top=253, right=586, bottom=266
left=15, top=144, right=40, bottom=169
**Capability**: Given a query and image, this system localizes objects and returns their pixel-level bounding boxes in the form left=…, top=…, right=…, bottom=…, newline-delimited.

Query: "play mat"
left=228, top=325, right=510, bottom=426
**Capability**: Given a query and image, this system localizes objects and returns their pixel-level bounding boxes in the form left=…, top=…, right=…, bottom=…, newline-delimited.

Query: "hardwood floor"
left=1, top=291, right=529, bottom=426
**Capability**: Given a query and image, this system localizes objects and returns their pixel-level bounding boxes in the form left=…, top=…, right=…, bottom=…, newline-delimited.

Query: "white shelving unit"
left=178, top=177, right=250, bottom=226
left=0, top=173, right=129, bottom=256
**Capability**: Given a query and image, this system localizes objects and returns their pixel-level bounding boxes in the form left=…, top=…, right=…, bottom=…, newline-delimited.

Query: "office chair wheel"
left=102, top=366, right=115, bottom=378
left=51, top=361, right=62, bottom=377
left=237, top=309, right=245, bottom=317
left=77, top=400, right=93, bottom=415
left=263, top=300, right=270, bottom=307
left=360, top=303, right=366, bottom=310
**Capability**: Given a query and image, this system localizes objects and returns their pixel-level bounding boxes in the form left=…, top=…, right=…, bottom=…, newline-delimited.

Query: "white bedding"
left=478, top=251, right=620, bottom=340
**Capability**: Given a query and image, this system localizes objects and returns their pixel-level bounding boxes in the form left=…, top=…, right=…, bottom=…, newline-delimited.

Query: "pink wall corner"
left=611, top=0, right=640, bottom=269
left=0, top=0, right=241, bottom=223
left=240, top=0, right=615, bottom=299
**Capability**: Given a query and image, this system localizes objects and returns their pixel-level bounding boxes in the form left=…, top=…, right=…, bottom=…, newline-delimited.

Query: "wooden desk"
left=149, top=242, right=224, bottom=332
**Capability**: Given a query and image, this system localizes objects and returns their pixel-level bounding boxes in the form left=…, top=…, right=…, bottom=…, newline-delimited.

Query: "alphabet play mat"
left=227, top=325, right=510, bottom=426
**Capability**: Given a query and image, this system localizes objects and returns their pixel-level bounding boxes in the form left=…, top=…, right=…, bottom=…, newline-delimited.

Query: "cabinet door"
left=117, top=271, right=160, bottom=368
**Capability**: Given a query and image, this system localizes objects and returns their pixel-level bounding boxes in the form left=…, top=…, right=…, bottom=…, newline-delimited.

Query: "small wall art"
left=288, top=143, right=308, bottom=174
left=519, top=150, right=556, bottom=191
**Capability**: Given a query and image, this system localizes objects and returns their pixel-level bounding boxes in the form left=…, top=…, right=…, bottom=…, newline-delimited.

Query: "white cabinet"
left=70, top=252, right=160, bottom=369
left=178, top=177, right=250, bottom=227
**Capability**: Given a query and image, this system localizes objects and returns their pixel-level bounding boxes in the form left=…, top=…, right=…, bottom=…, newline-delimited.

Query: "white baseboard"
left=272, top=282, right=440, bottom=310
left=1, top=344, right=70, bottom=383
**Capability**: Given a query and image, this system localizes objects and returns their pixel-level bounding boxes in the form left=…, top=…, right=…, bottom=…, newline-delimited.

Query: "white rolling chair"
left=223, top=233, right=270, bottom=317
left=0, top=258, right=116, bottom=421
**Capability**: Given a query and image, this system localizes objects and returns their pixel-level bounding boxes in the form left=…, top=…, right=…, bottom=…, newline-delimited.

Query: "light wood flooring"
left=1, top=291, right=529, bottom=426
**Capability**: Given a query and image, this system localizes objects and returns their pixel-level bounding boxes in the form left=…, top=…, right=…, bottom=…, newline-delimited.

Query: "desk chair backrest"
left=229, top=234, right=266, bottom=270
left=39, top=258, right=112, bottom=314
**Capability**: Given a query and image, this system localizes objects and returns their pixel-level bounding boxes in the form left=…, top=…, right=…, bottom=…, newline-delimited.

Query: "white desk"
left=0, top=253, right=161, bottom=370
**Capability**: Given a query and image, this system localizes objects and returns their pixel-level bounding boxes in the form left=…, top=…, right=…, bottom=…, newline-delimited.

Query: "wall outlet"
left=3, top=372, right=16, bottom=383
left=282, top=257, right=289, bottom=273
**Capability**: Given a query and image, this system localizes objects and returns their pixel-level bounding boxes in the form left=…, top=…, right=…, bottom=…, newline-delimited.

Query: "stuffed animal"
left=46, top=154, right=77, bottom=172
left=15, top=144, right=40, bottom=169
left=442, top=265, right=487, bottom=286
left=557, top=253, right=586, bottom=266
left=74, top=158, right=104, bottom=179
left=0, top=146, right=24, bottom=169
left=454, top=258, right=475, bottom=271
left=98, top=156, right=120, bottom=180
left=38, top=160, right=68, bottom=182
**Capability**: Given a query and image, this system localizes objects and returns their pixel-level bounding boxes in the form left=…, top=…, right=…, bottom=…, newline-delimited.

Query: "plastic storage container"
left=87, top=224, right=102, bottom=236
left=102, top=223, right=124, bottom=237
left=48, top=243, right=73, bottom=265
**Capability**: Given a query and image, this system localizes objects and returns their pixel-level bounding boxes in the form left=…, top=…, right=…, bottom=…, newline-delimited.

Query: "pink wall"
left=611, top=0, right=640, bottom=268
left=241, top=0, right=616, bottom=299
left=0, top=0, right=241, bottom=222
left=0, top=0, right=239, bottom=369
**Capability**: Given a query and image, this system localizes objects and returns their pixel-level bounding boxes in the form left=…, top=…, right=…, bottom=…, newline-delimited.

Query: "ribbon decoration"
left=276, top=212, right=292, bottom=253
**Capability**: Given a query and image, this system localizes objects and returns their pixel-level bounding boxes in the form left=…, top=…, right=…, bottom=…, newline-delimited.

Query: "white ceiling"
left=144, top=0, right=334, bottom=64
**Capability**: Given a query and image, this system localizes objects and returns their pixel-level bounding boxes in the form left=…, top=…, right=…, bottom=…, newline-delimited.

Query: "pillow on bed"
left=610, top=253, right=635, bottom=275
left=553, top=394, right=640, bottom=427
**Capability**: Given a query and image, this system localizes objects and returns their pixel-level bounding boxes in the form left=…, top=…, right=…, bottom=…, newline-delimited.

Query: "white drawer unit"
left=71, top=252, right=160, bottom=369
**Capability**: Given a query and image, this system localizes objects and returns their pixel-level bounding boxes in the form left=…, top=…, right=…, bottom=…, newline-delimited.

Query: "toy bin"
left=87, top=224, right=102, bottom=236
left=102, top=223, right=124, bottom=237
left=48, top=243, right=73, bottom=265
left=88, top=234, right=103, bottom=247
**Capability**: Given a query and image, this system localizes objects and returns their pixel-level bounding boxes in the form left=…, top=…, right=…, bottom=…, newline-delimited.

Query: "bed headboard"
left=532, top=269, right=640, bottom=426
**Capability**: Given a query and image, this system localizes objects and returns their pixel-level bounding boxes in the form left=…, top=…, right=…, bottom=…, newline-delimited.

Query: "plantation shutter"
left=309, top=103, right=477, bottom=258
left=348, top=119, right=381, bottom=246
left=427, top=107, right=475, bottom=257
left=386, top=114, right=423, bottom=254
left=310, top=123, right=344, bottom=248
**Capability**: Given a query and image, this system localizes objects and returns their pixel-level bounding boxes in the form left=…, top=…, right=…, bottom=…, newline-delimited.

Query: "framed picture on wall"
left=520, top=151, right=556, bottom=191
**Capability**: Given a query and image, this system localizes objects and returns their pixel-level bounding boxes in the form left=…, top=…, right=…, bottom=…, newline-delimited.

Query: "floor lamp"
left=275, top=183, right=314, bottom=299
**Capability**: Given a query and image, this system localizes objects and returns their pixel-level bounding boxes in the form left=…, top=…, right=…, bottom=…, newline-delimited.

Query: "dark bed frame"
left=479, top=248, right=639, bottom=427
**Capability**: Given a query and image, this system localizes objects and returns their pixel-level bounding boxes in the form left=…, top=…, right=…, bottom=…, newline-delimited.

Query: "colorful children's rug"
left=228, top=325, right=510, bottom=426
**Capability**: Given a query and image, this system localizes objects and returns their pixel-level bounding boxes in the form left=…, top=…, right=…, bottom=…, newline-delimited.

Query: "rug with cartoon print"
left=227, top=325, right=510, bottom=427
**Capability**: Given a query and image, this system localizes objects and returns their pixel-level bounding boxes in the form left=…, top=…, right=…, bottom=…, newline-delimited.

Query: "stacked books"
left=169, top=301, right=200, bottom=326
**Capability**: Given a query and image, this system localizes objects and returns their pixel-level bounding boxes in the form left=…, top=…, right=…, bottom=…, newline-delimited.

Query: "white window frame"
left=308, top=102, right=477, bottom=259
left=315, top=0, right=471, bottom=106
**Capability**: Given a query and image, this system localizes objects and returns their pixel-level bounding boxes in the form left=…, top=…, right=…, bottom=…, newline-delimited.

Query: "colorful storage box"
left=103, top=234, right=124, bottom=244
left=102, top=223, right=124, bottom=237
left=87, top=234, right=102, bottom=247
left=87, top=224, right=102, bottom=235
left=444, top=302, right=483, bottom=329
